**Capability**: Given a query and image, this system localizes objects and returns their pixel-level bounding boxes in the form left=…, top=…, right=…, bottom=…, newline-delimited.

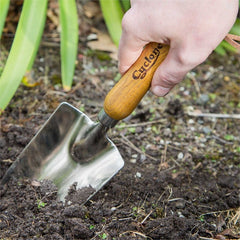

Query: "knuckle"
left=176, top=47, right=211, bottom=68
left=159, top=71, right=180, bottom=87
left=121, top=10, right=135, bottom=33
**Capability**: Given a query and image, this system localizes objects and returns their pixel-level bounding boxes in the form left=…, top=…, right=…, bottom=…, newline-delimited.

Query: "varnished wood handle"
left=104, top=42, right=169, bottom=120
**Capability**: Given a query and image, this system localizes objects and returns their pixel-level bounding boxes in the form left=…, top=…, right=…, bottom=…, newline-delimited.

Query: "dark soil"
left=0, top=1, right=240, bottom=239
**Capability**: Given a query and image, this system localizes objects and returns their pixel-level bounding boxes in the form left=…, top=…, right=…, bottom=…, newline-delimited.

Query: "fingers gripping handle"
left=104, top=42, right=169, bottom=120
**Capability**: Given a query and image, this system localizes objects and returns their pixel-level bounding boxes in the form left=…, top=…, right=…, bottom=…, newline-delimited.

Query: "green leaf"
left=0, top=0, right=10, bottom=39
left=0, top=0, right=47, bottom=113
left=128, top=127, right=136, bottom=133
left=214, top=44, right=227, bottom=56
left=230, top=18, right=240, bottom=35
left=100, top=0, right=124, bottom=46
left=215, top=18, right=240, bottom=55
left=89, top=225, right=95, bottom=230
left=208, top=93, right=217, bottom=101
left=120, top=0, right=130, bottom=12
left=101, top=233, right=107, bottom=239
left=224, top=134, right=234, bottom=141
left=37, top=200, right=46, bottom=209
left=59, top=0, right=79, bottom=91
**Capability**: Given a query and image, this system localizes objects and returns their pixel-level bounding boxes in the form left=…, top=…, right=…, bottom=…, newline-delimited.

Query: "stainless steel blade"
left=1, top=102, right=124, bottom=202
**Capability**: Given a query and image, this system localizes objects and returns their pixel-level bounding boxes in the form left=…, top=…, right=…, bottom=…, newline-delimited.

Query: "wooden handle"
left=104, top=42, right=169, bottom=120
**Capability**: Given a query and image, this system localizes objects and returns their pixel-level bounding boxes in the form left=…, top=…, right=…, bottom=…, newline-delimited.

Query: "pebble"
left=202, top=126, right=211, bottom=134
left=188, top=119, right=195, bottom=125
left=197, top=94, right=209, bottom=105
left=135, top=172, right=142, bottom=178
left=163, top=128, right=172, bottom=137
left=177, top=212, right=185, bottom=218
left=175, top=200, right=186, bottom=209
left=130, top=159, right=137, bottom=164
left=160, top=139, right=165, bottom=145
left=177, top=152, right=184, bottom=160
left=140, top=154, right=146, bottom=162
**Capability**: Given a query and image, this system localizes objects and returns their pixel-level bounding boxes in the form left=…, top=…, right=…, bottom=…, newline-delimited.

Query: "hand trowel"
left=1, top=43, right=169, bottom=203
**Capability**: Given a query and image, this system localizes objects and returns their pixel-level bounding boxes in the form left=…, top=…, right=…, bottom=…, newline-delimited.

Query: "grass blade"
left=0, top=0, right=10, bottom=39
left=100, top=0, right=124, bottom=46
left=230, top=18, right=240, bottom=35
left=120, top=0, right=130, bottom=12
left=0, top=0, right=47, bottom=113
left=59, top=0, right=79, bottom=91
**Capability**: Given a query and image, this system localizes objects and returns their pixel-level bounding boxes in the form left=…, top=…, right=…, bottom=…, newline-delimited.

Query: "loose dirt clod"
left=65, top=183, right=96, bottom=205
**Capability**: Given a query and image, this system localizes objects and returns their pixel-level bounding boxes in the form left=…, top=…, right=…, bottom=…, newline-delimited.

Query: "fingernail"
left=151, top=86, right=170, bottom=97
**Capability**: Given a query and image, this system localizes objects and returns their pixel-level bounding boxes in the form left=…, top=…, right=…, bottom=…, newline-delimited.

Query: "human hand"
left=118, top=0, right=239, bottom=96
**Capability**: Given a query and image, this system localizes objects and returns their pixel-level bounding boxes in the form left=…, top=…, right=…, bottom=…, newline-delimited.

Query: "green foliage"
left=224, top=134, right=235, bottom=141
left=0, top=0, right=47, bottom=113
left=199, top=214, right=205, bottom=222
left=0, top=0, right=238, bottom=113
left=0, top=0, right=79, bottom=113
left=0, top=0, right=10, bottom=39
left=37, top=199, right=46, bottom=209
left=101, top=233, right=107, bottom=239
left=120, top=0, right=131, bottom=12
left=89, top=225, right=95, bottom=230
left=59, top=0, right=78, bottom=91
left=99, top=0, right=125, bottom=46
left=215, top=18, right=240, bottom=55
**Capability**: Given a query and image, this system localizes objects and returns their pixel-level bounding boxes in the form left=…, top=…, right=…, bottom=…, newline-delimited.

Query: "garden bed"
left=0, top=1, right=240, bottom=239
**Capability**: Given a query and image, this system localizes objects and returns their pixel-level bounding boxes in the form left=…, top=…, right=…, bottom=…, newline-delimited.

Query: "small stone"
left=190, top=127, right=195, bottom=131
left=202, top=126, right=211, bottom=134
left=179, top=87, right=185, bottom=91
left=160, top=139, right=165, bottom=145
left=140, top=154, right=146, bottom=162
left=130, top=159, right=137, bottom=164
left=177, top=152, right=184, bottom=160
left=188, top=119, right=195, bottom=125
left=175, top=200, right=186, bottom=209
left=163, top=128, right=172, bottom=137
left=135, top=172, right=142, bottom=178
left=197, top=94, right=209, bottom=105
left=177, top=211, right=185, bottom=218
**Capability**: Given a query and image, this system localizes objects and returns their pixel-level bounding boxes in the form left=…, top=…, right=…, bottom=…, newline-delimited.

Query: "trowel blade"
left=1, top=102, right=124, bottom=203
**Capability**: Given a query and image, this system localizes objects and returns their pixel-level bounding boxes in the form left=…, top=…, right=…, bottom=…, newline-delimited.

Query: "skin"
left=118, top=0, right=239, bottom=96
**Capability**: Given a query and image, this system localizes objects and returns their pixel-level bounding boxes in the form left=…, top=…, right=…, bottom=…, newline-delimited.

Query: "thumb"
left=151, top=47, right=189, bottom=97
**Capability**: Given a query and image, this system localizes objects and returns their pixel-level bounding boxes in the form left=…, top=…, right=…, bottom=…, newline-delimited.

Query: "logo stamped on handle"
left=132, top=44, right=163, bottom=80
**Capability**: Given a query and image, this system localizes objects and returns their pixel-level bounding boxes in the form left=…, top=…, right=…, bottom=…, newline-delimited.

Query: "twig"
left=158, top=143, right=168, bottom=171
left=141, top=210, right=153, bottom=224
left=211, top=135, right=234, bottom=145
left=119, top=134, right=159, bottom=162
left=199, top=237, right=214, bottom=240
left=120, top=231, right=152, bottom=239
left=115, top=119, right=167, bottom=129
left=228, top=207, right=240, bottom=226
left=187, top=72, right=201, bottom=96
left=188, top=111, right=240, bottom=119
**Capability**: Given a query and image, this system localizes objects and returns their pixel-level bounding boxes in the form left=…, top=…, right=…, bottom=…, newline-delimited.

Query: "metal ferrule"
left=98, top=109, right=118, bottom=129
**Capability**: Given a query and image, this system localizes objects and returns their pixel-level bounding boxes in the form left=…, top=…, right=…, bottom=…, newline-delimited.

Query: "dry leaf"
left=87, top=28, right=118, bottom=60
left=83, top=1, right=102, bottom=18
